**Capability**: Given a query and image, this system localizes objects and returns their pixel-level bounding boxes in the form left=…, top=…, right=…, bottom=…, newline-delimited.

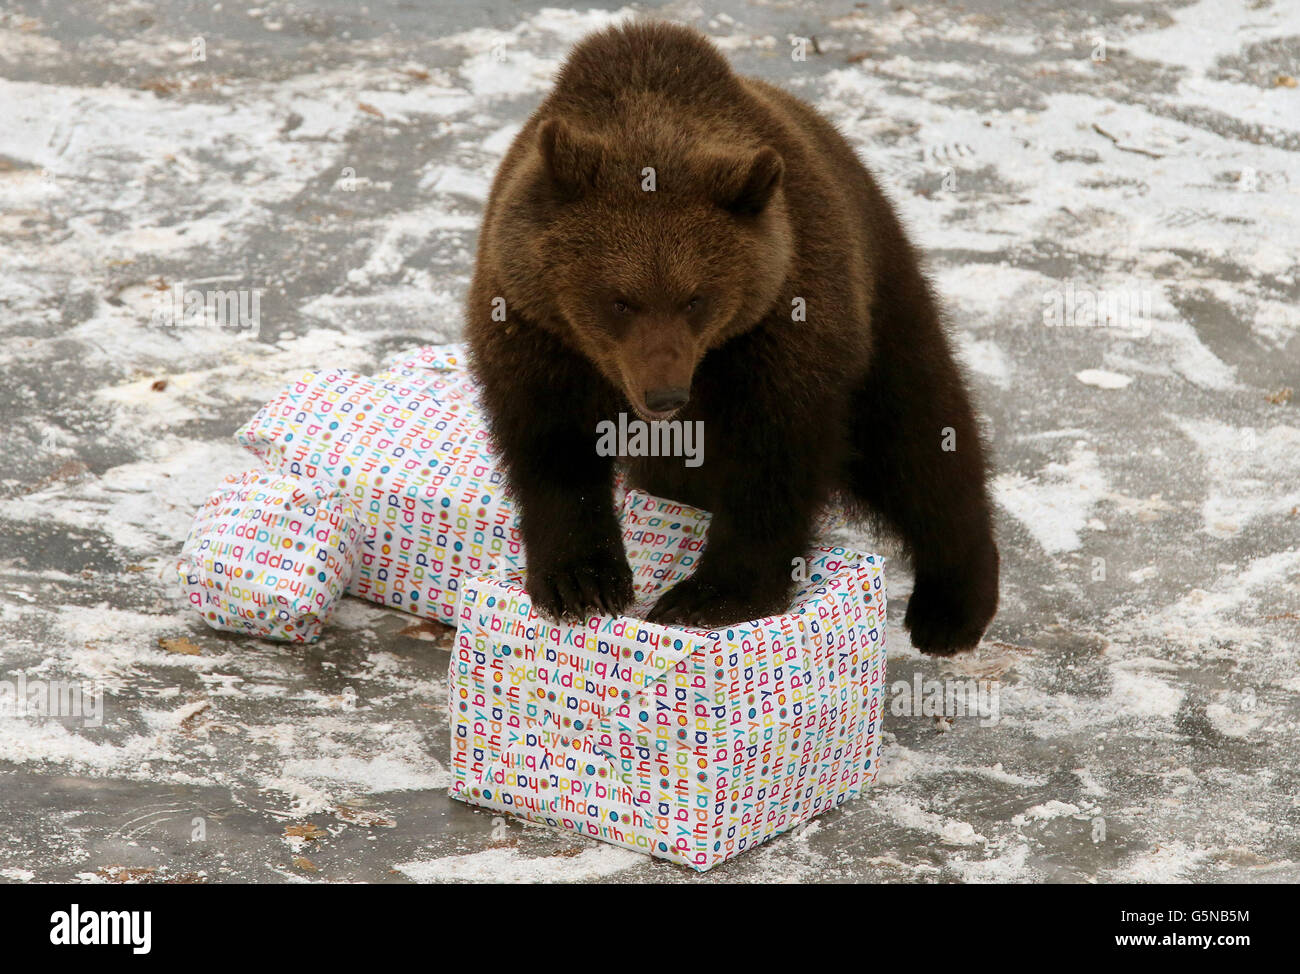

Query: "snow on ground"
left=0, top=0, right=1296, bottom=883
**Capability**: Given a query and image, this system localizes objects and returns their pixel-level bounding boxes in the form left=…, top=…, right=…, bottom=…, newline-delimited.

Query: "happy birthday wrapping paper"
left=176, top=469, right=365, bottom=642
left=233, top=345, right=523, bottom=626
left=178, top=347, right=889, bottom=866
left=449, top=489, right=887, bottom=871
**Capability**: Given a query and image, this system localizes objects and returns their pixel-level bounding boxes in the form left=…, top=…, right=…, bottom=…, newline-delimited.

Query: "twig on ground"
left=1092, top=123, right=1164, bottom=158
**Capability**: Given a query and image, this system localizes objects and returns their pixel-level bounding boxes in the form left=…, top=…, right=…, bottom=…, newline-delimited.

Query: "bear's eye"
left=684, top=297, right=702, bottom=314
left=612, top=299, right=633, bottom=315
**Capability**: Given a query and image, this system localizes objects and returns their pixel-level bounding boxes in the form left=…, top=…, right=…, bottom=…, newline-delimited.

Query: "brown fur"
left=466, top=21, right=999, bottom=653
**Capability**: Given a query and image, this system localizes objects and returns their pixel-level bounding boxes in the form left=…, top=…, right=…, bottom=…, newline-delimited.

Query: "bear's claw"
left=526, top=546, right=634, bottom=622
left=903, top=545, right=999, bottom=656
left=646, top=572, right=790, bottom=629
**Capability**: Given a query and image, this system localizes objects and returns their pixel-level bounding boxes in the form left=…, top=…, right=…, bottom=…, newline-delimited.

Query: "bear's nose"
left=644, top=386, right=690, bottom=414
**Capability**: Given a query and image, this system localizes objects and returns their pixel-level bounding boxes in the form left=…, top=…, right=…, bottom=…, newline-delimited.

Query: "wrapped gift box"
left=449, top=489, right=887, bottom=871
left=176, top=469, right=365, bottom=642
left=178, top=346, right=890, bottom=868
left=234, top=346, right=522, bottom=626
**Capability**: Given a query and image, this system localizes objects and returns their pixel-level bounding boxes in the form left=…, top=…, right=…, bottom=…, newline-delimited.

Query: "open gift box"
left=449, top=489, right=887, bottom=871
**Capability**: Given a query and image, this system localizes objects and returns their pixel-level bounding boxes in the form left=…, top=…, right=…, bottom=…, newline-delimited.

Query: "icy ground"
left=0, top=0, right=1297, bottom=883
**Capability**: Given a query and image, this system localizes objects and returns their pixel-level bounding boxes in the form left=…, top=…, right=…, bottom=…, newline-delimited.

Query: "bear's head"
left=497, top=115, right=794, bottom=421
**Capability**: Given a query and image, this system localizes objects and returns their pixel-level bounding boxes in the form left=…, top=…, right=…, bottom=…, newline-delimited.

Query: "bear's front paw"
left=646, top=570, right=791, bottom=629
left=904, top=544, right=1000, bottom=656
left=526, top=543, right=634, bottom=622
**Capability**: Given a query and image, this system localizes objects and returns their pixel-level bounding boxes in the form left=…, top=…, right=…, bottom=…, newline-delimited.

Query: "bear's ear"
left=537, top=118, right=600, bottom=199
left=712, top=146, right=784, bottom=217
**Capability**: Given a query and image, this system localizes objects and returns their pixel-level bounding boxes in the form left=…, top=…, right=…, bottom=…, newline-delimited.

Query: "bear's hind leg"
left=844, top=266, right=999, bottom=654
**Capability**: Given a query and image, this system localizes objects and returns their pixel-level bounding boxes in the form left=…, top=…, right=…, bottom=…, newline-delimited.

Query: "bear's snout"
left=643, top=386, right=690, bottom=415
left=616, top=318, right=698, bottom=419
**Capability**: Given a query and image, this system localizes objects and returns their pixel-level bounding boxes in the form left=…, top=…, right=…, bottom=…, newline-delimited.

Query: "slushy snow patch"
left=1076, top=369, right=1133, bottom=389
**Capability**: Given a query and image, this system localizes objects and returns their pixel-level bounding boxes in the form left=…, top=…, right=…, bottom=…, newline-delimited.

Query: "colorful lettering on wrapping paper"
left=176, top=470, right=364, bottom=642
left=176, top=343, right=884, bottom=864
left=449, top=490, right=888, bottom=871
left=235, top=362, right=523, bottom=626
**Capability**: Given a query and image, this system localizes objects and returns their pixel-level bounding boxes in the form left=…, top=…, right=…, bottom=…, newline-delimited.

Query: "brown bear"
left=466, top=21, right=999, bottom=654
